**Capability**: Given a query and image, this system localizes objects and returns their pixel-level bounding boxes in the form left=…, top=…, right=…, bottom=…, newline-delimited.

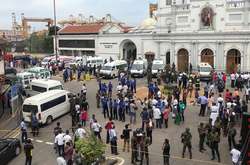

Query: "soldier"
left=162, top=138, right=170, bottom=165
left=228, top=123, right=237, bottom=151
left=131, top=131, right=138, bottom=164
left=194, top=75, right=200, bottom=91
left=198, top=122, right=206, bottom=152
left=181, top=128, right=192, bottom=159
left=214, top=117, right=222, bottom=135
left=210, top=128, right=221, bottom=162
left=140, top=133, right=150, bottom=165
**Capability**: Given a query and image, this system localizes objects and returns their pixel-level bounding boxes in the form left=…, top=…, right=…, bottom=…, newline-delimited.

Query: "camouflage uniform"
left=181, top=128, right=192, bottom=159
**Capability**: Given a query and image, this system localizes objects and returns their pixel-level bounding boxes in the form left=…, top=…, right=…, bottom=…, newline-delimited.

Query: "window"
left=49, top=85, right=63, bottom=90
left=59, top=40, right=95, bottom=48
left=32, top=85, right=47, bottom=93
left=41, top=95, right=66, bottom=112
left=23, top=105, right=38, bottom=113
left=166, top=0, right=172, bottom=5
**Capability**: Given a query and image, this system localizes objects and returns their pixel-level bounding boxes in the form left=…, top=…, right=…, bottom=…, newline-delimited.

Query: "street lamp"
left=53, top=0, right=58, bottom=66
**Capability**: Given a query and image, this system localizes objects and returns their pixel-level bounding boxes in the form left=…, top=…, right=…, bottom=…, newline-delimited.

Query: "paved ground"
left=7, top=76, right=244, bottom=165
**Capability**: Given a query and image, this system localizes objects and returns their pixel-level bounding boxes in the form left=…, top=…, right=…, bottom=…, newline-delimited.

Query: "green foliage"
left=75, top=135, right=106, bottom=165
left=25, top=31, right=53, bottom=53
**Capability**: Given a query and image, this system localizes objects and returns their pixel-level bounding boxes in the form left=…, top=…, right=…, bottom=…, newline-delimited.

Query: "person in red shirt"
left=80, top=109, right=88, bottom=127
left=222, top=72, right=227, bottom=84
left=224, top=89, right=231, bottom=102
left=105, top=117, right=114, bottom=144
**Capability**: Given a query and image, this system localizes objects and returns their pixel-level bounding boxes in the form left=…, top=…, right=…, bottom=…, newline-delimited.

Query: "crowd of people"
left=18, top=62, right=250, bottom=165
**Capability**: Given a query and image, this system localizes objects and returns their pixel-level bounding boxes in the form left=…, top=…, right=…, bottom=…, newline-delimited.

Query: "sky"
left=0, top=0, right=157, bottom=31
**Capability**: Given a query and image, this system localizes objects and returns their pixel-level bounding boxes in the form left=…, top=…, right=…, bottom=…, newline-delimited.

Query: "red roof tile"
left=59, top=23, right=105, bottom=34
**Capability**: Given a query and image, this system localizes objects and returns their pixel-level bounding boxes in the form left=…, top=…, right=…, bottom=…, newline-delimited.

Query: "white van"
left=152, top=59, right=165, bottom=77
left=86, top=57, right=104, bottom=67
left=27, top=67, right=51, bottom=79
left=130, top=60, right=147, bottom=78
left=100, top=60, right=127, bottom=78
left=22, top=90, right=72, bottom=125
left=197, top=63, right=213, bottom=80
left=26, top=79, right=63, bottom=96
left=17, top=72, right=35, bottom=88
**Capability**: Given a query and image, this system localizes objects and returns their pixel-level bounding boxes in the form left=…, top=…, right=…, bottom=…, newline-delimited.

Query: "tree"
left=75, top=135, right=106, bottom=165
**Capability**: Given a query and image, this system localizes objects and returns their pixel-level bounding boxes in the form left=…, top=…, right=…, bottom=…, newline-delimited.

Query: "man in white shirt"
left=109, top=125, right=118, bottom=155
left=230, top=147, right=241, bottom=165
left=75, top=124, right=86, bottom=140
left=63, top=130, right=72, bottom=144
left=55, top=130, right=65, bottom=156
left=230, top=73, right=236, bottom=88
left=116, top=83, right=123, bottom=93
left=210, top=102, right=219, bottom=126
left=82, top=84, right=87, bottom=96
left=92, top=120, right=102, bottom=140
left=153, top=106, right=162, bottom=128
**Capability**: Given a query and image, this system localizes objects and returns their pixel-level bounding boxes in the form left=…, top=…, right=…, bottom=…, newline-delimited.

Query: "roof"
left=104, top=60, right=127, bottom=66
left=30, top=79, right=61, bottom=86
left=59, top=23, right=106, bottom=35
left=24, top=90, right=68, bottom=104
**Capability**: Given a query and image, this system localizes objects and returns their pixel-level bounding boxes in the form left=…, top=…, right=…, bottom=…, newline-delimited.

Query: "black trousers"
left=211, top=142, right=220, bottom=161
left=58, top=144, right=64, bottom=156
left=110, top=139, right=118, bottom=154
left=21, top=131, right=28, bottom=143
left=163, top=155, right=170, bottom=165
left=199, top=135, right=205, bottom=151
left=25, top=156, right=32, bottom=165
left=182, top=144, right=192, bottom=159
left=113, top=108, right=118, bottom=120
left=199, top=104, right=207, bottom=116
left=131, top=149, right=137, bottom=163
left=228, top=136, right=236, bottom=150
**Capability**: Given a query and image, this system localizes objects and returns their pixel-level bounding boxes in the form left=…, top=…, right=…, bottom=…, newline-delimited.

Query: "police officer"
left=131, top=131, right=138, bottom=164
left=140, top=133, right=150, bottom=165
left=181, top=128, right=192, bottom=159
left=210, top=128, right=221, bottom=162
left=198, top=122, right=206, bottom=152
left=195, top=75, right=200, bottom=91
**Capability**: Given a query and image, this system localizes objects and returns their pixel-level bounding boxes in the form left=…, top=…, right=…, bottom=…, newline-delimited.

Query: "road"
left=8, top=76, right=235, bottom=165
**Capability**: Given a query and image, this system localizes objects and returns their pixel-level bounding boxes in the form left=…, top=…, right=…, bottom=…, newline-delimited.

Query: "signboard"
left=100, top=42, right=118, bottom=49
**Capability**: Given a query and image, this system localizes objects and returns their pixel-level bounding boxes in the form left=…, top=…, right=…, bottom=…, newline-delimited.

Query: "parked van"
left=152, top=59, right=165, bottom=77
left=197, top=63, right=213, bottom=80
left=26, top=79, right=63, bottom=96
left=130, top=60, right=147, bottom=77
left=22, top=90, right=72, bottom=125
left=27, top=67, right=51, bottom=79
left=16, top=72, right=35, bottom=88
left=86, top=57, right=104, bottom=67
left=100, top=60, right=127, bottom=78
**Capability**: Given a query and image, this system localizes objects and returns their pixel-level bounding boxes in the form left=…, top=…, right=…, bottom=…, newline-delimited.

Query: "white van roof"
left=30, top=79, right=62, bottom=87
left=23, top=90, right=69, bottom=105
left=87, top=56, right=103, bottom=61
left=133, top=60, right=144, bottom=65
left=153, top=59, right=164, bottom=64
left=27, top=67, right=48, bottom=73
left=17, top=72, right=34, bottom=77
left=104, top=60, right=127, bottom=66
left=198, top=63, right=212, bottom=67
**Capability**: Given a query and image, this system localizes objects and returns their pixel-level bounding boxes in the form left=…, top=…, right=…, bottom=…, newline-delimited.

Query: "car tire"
left=46, top=116, right=53, bottom=125
left=15, top=146, right=21, bottom=156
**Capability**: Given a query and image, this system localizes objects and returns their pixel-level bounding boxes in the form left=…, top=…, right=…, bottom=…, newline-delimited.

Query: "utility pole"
left=53, top=0, right=58, bottom=66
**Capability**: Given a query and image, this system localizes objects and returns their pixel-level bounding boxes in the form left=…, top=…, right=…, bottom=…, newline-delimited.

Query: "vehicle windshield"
left=131, top=64, right=143, bottom=70
left=31, top=85, right=47, bottom=92
left=200, top=67, right=211, bottom=72
left=23, top=105, right=38, bottom=113
left=152, top=64, right=163, bottom=70
left=102, top=65, right=112, bottom=70
left=49, top=85, right=63, bottom=90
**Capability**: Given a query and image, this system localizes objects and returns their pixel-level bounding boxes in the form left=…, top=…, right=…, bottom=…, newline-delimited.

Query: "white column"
left=243, top=42, right=248, bottom=71
left=170, top=41, right=175, bottom=65
left=157, top=42, right=161, bottom=59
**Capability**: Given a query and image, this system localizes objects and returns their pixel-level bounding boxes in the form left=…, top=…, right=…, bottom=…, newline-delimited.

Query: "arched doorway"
left=177, top=48, right=189, bottom=72
left=166, top=51, right=170, bottom=65
left=226, top=49, right=241, bottom=73
left=200, top=48, right=214, bottom=67
left=120, top=40, right=137, bottom=61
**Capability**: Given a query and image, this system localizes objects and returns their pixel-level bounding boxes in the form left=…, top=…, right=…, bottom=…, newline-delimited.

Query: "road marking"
left=35, top=140, right=44, bottom=143
left=45, top=142, right=54, bottom=145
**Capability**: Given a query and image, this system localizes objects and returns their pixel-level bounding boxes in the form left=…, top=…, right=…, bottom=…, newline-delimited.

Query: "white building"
left=57, top=0, right=250, bottom=73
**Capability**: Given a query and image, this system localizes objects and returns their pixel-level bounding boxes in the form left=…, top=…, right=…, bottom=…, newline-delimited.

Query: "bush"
left=75, top=135, right=106, bottom=165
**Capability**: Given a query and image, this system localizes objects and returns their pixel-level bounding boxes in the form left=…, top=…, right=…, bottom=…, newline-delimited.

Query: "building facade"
left=57, top=0, right=250, bottom=73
